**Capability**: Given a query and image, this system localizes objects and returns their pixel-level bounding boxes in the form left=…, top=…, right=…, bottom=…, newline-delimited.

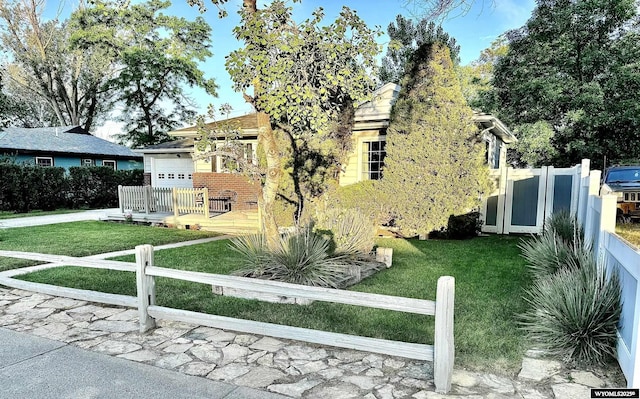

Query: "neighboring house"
left=154, top=83, right=515, bottom=200
left=0, top=125, right=142, bottom=171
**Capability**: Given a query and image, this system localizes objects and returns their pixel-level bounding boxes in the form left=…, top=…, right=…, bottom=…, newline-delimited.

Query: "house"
left=123, top=83, right=515, bottom=232
left=138, top=114, right=261, bottom=211
left=0, top=125, right=143, bottom=171
left=150, top=82, right=515, bottom=191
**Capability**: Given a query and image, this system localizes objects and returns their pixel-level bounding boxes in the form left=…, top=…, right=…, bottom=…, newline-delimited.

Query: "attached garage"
left=135, top=139, right=195, bottom=188
left=151, top=156, right=194, bottom=188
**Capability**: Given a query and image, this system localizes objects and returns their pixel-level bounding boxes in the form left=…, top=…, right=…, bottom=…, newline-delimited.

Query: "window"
left=217, top=142, right=256, bottom=172
left=188, top=174, right=193, bottom=180
left=82, top=159, right=95, bottom=166
left=35, top=157, right=53, bottom=167
left=178, top=173, right=185, bottom=179
left=168, top=173, right=175, bottom=179
left=361, top=140, right=386, bottom=180
left=102, top=160, right=117, bottom=170
left=158, top=173, right=165, bottom=179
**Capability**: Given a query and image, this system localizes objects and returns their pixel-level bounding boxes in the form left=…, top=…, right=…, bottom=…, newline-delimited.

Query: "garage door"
left=152, top=158, right=194, bottom=188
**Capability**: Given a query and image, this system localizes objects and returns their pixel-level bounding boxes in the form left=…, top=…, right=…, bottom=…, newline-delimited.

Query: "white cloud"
left=493, top=0, right=535, bottom=29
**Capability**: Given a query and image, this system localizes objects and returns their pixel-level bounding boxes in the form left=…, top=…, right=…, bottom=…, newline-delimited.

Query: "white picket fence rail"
left=118, top=185, right=212, bottom=218
left=0, top=246, right=456, bottom=394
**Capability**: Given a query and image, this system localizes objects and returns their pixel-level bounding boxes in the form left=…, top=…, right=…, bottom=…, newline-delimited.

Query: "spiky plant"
left=543, top=210, right=583, bottom=245
left=519, top=231, right=592, bottom=279
left=520, top=255, right=621, bottom=366
left=231, top=225, right=352, bottom=288
left=316, top=208, right=376, bottom=255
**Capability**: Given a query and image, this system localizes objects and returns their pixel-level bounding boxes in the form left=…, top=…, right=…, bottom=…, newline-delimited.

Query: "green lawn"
left=617, top=223, right=640, bottom=248
left=11, top=227, right=530, bottom=375
left=0, top=221, right=218, bottom=271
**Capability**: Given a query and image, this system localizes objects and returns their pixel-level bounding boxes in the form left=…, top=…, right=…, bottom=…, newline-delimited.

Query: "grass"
left=0, top=221, right=218, bottom=271
left=616, top=223, right=640, bottom=248
left=14, top=233, right=530, bottom=375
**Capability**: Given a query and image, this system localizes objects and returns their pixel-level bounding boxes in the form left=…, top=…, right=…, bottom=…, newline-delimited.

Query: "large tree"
left=490, top=0, right=640, bottom=167
left=381, top=43, right=489, bottom=237
left=71, top=0, right=217, bottom=148
left=189, top=0, right=378, bottom=240
left=379, top=14, right=460, bottom=84
left=225, top=1, right=378, bottom=223
left=0, top=0, right=113, bottom=131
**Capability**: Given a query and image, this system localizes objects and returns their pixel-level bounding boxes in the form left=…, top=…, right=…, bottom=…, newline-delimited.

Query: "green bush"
left=0, top=164, right=68, bottom=212
left=323, top=181, right=392, bottom=226
left=0, top=164, right=143, bottom=212
left=231, top=225, right=352, bottom=288
left=521, top=257, right=621, bottom=365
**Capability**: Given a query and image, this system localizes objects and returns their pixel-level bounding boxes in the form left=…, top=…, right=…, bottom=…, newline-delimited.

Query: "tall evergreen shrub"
left=380, top=43, right=490, bottom=237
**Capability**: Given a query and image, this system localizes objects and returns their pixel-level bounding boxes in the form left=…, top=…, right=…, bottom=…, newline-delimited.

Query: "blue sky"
left=47, top=0, right=536, bottom=136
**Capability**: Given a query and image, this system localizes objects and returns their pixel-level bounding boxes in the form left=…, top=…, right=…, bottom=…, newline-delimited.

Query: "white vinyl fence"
left=484, top=158, right=640, bottom=387
left=0, top=246, right=456, bottom=394
left=582, top=193, right=640, bottom=388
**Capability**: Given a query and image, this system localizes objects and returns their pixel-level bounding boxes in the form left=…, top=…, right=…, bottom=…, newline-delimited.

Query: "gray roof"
left=0, top=126, right=140, bottom=158
left=136, top=138, right=194, bottom=153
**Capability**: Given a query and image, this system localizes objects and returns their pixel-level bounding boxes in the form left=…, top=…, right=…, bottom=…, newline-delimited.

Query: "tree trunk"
left=257, top=112, right=281, bottom=243
left=244, top=0, right=281, bottom=244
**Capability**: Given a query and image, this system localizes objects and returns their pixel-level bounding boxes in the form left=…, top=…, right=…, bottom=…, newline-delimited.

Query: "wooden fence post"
left=172, top=188, right=178, bottom=219
left=136, top=244, right=156, bottom=333
left=144, top=185, right=151, bottom=214
left=118, top=185, right=124, bottom=213
left=203, top=187, right=210, bottom=219
left=434, top=275, right=455, bottom=394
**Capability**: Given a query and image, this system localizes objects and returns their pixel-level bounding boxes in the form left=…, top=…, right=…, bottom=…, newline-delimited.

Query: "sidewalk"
left=0, top=327, right=287, bottom=399
left=0, top=209, right=118, bottom=229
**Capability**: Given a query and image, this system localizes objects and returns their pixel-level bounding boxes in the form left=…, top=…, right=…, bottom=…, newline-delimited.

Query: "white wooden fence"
left=118, top=185, right=172, bottom=214
left=0, top=246, right=456, bottom=394
left=118, top=186, right=211, bottom=218
left=172, top=187, right=209, bottom=219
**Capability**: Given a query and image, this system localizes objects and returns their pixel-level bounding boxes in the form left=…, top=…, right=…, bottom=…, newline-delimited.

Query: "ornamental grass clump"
left=316, top=208, right=376, bottom=255
left=519, top=211, right=590, bottom=279
left=521, top=256, right=621, bottom=365
left=231, top=225, right=354, bottom=288
left=519, top=211, right=621, bottom=366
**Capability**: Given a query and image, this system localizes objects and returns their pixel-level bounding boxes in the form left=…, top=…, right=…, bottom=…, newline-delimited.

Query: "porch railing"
left=118, top=185, right=226, bottom=218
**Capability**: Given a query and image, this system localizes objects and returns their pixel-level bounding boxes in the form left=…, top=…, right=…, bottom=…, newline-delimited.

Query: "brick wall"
left=193, top=173, right=260, bottom=211
left=143, top=173, right=151, bottom=186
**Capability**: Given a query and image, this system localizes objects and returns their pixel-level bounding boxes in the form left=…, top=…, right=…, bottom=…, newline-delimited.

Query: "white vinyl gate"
left=481, top=160, right=588, bottom=234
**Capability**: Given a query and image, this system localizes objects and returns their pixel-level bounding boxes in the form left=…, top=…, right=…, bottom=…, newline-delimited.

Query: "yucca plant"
left=543, top=210, right=583, bottom=245
left=316, top=208, right=376, bottom=255
left=519, top=231, right=592, bottom=279
left=519, top=211, right=591, bottom=279
left=520, top=256, right=621, bottom=366
left=231, top=225, right=352, bottom=288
